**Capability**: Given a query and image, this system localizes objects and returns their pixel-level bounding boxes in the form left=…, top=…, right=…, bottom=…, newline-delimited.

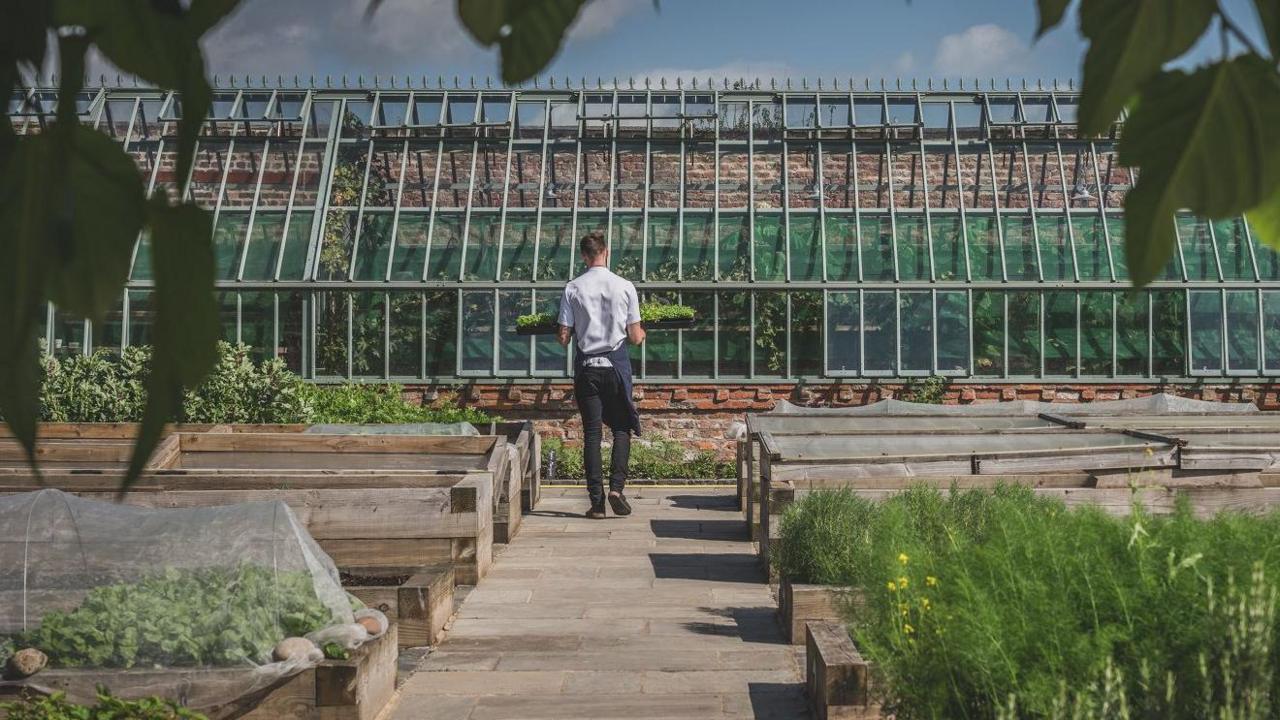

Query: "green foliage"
left=15, top=566, right=331, bottom=668
left=542, top=436, right=732, bottom=480
left=0, top=1, right=238, bottom=485
left=516, top=303, right=696, bottom=330
left=777, top=486, right=1280, bottom=718
left=320, top=642, right=349, bottom=661
left=0, top=689, right=206, bottom=720
left=899, top=375, right=948, bottom=405
left=304, top=384, right=492, bottom=425
left=456, top=0, right=589, bottom=83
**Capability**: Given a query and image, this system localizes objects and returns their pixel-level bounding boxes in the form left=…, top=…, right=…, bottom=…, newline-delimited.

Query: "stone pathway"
left=387, top=487, right=808, bottom=720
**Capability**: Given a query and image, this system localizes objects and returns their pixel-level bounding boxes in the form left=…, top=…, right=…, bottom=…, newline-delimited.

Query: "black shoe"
left=607, top=491, right=632, bottom=516
left=586, top=504, right=606, bottom=519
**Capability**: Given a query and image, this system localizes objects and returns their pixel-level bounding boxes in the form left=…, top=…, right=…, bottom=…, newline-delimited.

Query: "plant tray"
left=515, top=317, right=696, bottom=336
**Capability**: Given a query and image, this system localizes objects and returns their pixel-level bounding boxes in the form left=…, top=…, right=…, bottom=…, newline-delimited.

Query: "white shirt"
left=557, top=266, right=641, bottom=356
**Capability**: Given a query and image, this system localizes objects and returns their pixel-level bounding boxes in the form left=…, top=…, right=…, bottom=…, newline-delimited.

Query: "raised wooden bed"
left=474, top=421, right=539, bottom=543
left=0, top=433, right=502, bottom=585
left=805, top=621, right=879, bottom=720
left=779, top=578, right=862, bottom=645
left=2, top=625, right=398, bottom=720
left=342, top=566, right=454, bottom=649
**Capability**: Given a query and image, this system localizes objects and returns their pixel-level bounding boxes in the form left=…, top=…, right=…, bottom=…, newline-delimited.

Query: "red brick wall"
left=407, top=381, right=1280, bottom=461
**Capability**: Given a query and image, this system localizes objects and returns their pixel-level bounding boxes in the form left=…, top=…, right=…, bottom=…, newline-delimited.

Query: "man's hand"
left=557, top=324, right=572, bottom=347
left=627, top=322, right=646, bottom=346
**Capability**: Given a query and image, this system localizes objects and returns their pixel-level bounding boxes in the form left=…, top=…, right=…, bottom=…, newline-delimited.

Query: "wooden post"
left=805, top=621, right=878, bottom=720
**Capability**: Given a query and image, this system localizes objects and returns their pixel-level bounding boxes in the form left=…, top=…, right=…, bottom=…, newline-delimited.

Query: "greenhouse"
left=14, top=82, right=1280, bottom=382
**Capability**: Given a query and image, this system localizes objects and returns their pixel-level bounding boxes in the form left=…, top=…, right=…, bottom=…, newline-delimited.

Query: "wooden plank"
left=322, top=538, right=454, bottom=570
left=177, top=451, right=486, bottom=471
left=806, top=621, right=877, bottom=720
left=0, top=471, right=476, bottom=492
left=144, top=434, right=182, bottom=470
left=178, top=432, right=497, bottom=456
left=0, top=440, right=134, bottom=465
left=240, top=669, right=317, bottom=720
left=316, top=624, right=398, bottom=720
left=779, top=579, right=863, bottom=645
left=789, top=474, right=1092, bottom=491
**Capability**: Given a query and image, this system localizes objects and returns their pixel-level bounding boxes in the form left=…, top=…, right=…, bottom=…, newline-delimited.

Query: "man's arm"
left=625, top=283, right=644, bottom=345
left=557, top=324, right=573, bottom=347
left=557, top=286, right=575, bottom=347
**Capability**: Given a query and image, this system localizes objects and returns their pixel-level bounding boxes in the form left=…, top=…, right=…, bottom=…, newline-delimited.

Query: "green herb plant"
left=16, top=566, right=333, bottom=669
left=542, top=437, right=732, bottom=480
left=516, top=303, right=696, bottom=331
left=0, top=689, right=206, bottom=720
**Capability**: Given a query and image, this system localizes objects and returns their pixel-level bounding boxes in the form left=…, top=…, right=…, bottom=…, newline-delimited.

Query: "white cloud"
left=891, top=52, right=915, bottom=75
left=933, top=24, right=1029, bottom=78
left=570, top=0, right=648, bottom=40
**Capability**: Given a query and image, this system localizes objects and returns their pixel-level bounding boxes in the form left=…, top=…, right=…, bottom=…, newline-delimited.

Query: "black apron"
left=573, top=342, right=642, bottom=437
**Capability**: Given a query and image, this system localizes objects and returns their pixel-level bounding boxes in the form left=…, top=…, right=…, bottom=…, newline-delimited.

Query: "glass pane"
left=315, top=292, right=348, bottom=377
left=719, top=293, right=750, bottom=377
left=318, top=210, right=356, bottom=280
left=1080, top=292, right=1112, bottom=376
left=426, top=215, right=465, bottom=280
left=1152, top=291, right=1186, bottom=376
left=900, top=292, right=932, bottom=372
left=1037, top=216, right=1074, bottom=281
left=1116, top=292, right=1149, bottom=376
left=498, top=290, right=530, bottom=373
left=390, top=214, right=428, bottom=281
left=1226, top=291, right=1259, bottom=373
left=1072, top=216, right=1111, bottom=281
left=352, top=212, right=394, bottom=281
left=1008, top=291, right=1040, bottom=376
left=279, top=292, right=305, bottom=373
left=464, top=215, right=500, bottom=281
left=1107, top=216, right=1129, bottom=281
left=217, top=292, right=237, bottom=344
left=240, top=292, right=273, bottom=363
left=853, top=98, right=883, bottom=126
left=52, top=311, right=85, bottom=357
left=500, top=215, right=536, bottom=281
left=1255, top=220, right=1280, bottom=280
left=329, top=145, right=369, bottom=206
left=825, top=215, right=858, bottom=281
left=534, top=290, right=567, bottom=374
left=461, top=291, right=494, bottom=373
left=863, top=291, right=896, bottom=373
left=718, top=213, right=749, bottom=281
left=860, top=215, right=894, bottom=281
left=820, top=97, right=851, bottom=127
left=611, top=214, right=644, bottom=279
left=537, top=215, right=574, bottom=281
left=754, top=293, right=787, bottom=377
left=788, top=215, right=821, bottom=281
left=1044, top=292, right=1076, bottom=376
left=1179, top=216, right=1218, bottom=281
left=1188, top=291, right=1223, bottom=373
left=1002, top=217, right=1038, bottom=281
left=792, top=292, right=823, bottom=377
left=1265, top=292, right=1280, bottom=373
left=682, top=213, right=714, bottom=281
left=972, top=291, right=1004, bottom=377
left=785, top=97, right=817, bottom=128
left=212, top=211, right=251, bottom=280
left=682, top=293, right=714, bottom=376
left=826, top=291, right=860, bottom=374
left=412, top=95, right=443, bottom=126
left=753, top=214, right=785, bottom=281
left=446, top=95, right=477, bottom=124
left=351, top=292, right=384, bottom=377
left=895, top=216, right=929, bottom=281
left=389, top=293, right=422, bottom=377
left=242, top=211, right=286, bottom=280
left=220, top=142, right=263, bottom=207
left=131, top=232, right=153, bottom=281
left=127, top=290, right=154, bottom=348
left=92, top=295, right=125, bottom=355
left=364, top=142, right=402, bottom=208
left=1214, top=218, right=1255, bottom=281
left=646, top=215, right=679, bottom=281
left=424, top=291, right=457, bottom=377
left=967, top=215, right=1002, bottom=281
left=937, top=291, right=968, bottom=373
left=931, top=217, right=964, bottom=281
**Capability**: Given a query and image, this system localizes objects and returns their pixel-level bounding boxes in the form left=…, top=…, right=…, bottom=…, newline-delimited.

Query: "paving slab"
left=387, top=487, right=809, bottom=720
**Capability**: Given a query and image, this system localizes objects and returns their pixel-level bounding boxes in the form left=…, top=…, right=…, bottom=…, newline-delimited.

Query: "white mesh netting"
left=769, top=393, right=1258, bottom=417
left=0, top=489, right=370, bottom=713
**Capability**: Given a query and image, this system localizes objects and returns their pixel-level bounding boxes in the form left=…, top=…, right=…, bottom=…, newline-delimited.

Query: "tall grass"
left=775, top=486, right=1280, bottom=719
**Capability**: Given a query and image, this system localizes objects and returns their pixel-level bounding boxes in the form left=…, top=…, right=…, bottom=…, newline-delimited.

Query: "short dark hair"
left=579, top=231, right=607, bottom=259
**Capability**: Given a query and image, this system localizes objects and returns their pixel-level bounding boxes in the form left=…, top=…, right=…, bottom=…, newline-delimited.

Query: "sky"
left=86, top=0, right=1271, bottom=90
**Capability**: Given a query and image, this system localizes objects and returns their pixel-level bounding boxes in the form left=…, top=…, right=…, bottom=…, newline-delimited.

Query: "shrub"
left=517, top=302, right=696, bottom=330
left=0, top=690, right=206, bottom=719
left=305, top=384, right=492, bottom=425
left=39, top=347, right=149, bottom=422
left=179, top=344, right=312, bottom=424
left=777, top=486, right=1280, bottom=719
left=541, top=436, right=732, bottom=480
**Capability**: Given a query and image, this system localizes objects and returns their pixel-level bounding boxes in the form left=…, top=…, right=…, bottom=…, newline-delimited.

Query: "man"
left=557, top=231, right=645, bottom=519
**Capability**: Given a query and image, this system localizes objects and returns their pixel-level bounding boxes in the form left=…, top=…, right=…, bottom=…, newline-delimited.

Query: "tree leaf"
left=1246, top=193, right=1280, bottom=251
left=1078, top=0, right=1215, bottom=135
left=187, top=0, right=242, bottom=35
left=458, top=0, right=507, bottom=45
left=1118, top=57, right=1280, bottom=285
left=1256, top=0, right=1280, bottom=59
left=42, top=125, right=146, bottom=319
left=124, top=200, right=219, bottom=488
left=1034, top=0, right=1071, bottom=38
left=497, top=0, right=587, bottom=83
left=0, top=0, right=50, bottom=69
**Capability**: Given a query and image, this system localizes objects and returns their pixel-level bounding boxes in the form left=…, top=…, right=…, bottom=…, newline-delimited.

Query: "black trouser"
left=575, top=366, right=631, bottom=507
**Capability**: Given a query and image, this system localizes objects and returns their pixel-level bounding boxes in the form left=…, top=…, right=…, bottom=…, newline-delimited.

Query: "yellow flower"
left=919, top=598, right=931, bottom=610
left=898, top=553, right=910, bottom=565
left=897, top=576, right=909, bottom=589
left=925, top=576, right=938, bottom=587
left=887, top=581, right=897, bottom=592
left=903, top=623, right=914, bottom=635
